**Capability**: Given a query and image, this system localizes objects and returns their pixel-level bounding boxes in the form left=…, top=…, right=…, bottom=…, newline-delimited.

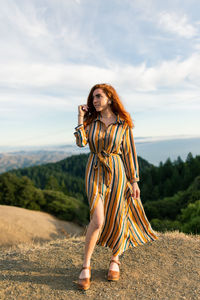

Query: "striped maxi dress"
left=74, top=112, right=159, bottom=256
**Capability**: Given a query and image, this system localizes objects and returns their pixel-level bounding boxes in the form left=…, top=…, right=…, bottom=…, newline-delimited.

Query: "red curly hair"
left=83, top=83, right=134, bottom=129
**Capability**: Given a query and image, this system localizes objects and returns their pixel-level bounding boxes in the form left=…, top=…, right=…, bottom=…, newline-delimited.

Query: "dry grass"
left=0, top=205, right=84, bottom=248
left=0, top=226, right=200, bottom=300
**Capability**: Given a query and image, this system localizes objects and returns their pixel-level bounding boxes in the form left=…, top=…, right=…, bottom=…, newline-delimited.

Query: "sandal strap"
left=81, top=266, right=91, bottom=270
left=110, top=259, right=120, bottom=266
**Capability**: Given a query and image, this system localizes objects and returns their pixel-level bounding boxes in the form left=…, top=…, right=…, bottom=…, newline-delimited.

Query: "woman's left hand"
left=131, top=182, right=140, bottom=199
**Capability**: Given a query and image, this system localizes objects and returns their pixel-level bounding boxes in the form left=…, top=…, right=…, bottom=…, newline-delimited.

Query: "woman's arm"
left=74, top=104, right=89, bottom=147
left=74, top=124, right=89, bottom=147
left=120, top=124, right=140, bottom=183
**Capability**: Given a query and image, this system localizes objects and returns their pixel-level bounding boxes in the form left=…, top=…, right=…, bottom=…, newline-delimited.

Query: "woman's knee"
left=91, top=197, right=104, bottom=229
left=92, top=216, right=104, bottom=229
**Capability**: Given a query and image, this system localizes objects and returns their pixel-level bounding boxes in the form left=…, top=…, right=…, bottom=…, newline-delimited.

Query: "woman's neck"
left=99, top=108, right=115, bottom=119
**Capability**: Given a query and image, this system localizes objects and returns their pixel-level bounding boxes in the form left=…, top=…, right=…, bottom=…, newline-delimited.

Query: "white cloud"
left=158, top=12, right=198, bottom=38
left=115, top=53, right=200, bottom=92
left=0, top=0, right=108, bottom=65
left=0, top=92, right=75, bottom=117
left=0, top=53, right=200, bottom=91
left=0, top=62, right=114, bottom=90
left=0, top=53, right=200, bottom=118
left=123, top=90, right=200, bottom=113
left=136, top=134, right=200, bottom=143
left=1, top=1, right=49, bottom=38
left=194, top=43, right=200, bottom=50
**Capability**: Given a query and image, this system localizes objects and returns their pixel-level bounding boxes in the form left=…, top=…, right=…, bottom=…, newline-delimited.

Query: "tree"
left=186, top=152, right=194, bottom=164
left=44, top=175, right=60, bottom=191
left=179, top=200, right=200, bottom=234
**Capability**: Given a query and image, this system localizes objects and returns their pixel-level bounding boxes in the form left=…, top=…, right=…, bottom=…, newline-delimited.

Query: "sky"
left=0, top=0, right=200, bottom=148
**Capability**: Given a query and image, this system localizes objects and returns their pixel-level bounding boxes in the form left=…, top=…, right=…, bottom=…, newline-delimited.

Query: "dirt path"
left=0, top=230, right=199, bottom=300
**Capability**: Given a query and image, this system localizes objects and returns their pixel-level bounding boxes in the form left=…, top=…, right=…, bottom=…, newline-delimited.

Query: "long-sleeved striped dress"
left=74, top=112, right=159, bottom=256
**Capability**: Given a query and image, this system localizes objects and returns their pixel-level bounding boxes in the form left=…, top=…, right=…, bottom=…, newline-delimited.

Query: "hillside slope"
left=0, top=230, right=199, bottom=299
left=0, top=205, right=84, bottom=248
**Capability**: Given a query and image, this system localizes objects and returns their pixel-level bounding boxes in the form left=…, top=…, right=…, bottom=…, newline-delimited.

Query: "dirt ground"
left=0, top=230, right=200, bottom=300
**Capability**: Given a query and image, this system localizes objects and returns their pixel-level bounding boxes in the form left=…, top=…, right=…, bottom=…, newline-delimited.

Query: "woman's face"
left=92, top=88, right=110, bottom=112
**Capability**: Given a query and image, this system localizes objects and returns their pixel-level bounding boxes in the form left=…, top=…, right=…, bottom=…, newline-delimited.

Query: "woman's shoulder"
left=122, top=120, right=129, bottom=128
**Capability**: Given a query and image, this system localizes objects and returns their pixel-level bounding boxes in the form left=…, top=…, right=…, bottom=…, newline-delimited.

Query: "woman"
left=74, top=83, right=159, bottom=290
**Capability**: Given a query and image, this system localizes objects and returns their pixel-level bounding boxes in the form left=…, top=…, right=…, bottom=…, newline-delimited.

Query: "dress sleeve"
left=73, top=124, right=89, bottom=147
left=120, top=125, right=139, bottom=183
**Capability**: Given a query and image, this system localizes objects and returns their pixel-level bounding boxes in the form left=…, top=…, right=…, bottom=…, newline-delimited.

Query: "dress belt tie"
left=91, top=150, right=121, bottom=189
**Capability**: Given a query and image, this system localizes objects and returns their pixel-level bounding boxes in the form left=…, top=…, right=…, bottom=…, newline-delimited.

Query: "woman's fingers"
left=79, top=104, right=88, bottom=113
left=82, top=105, right=88, bottom=111
left=131, top=188, right=136, bottom=199
left=131, top=185, right=140, bottom=199
left=78, top=104, right=88, bottom=115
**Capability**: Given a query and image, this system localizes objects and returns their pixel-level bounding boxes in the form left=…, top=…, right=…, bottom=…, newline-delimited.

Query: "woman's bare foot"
left=79, top=266, right=90, bottom=279
left=109, top=255, right=120, bottom=272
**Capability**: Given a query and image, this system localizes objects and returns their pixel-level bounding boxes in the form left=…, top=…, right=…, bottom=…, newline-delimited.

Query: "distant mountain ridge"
left=1, top=136, right=200, bottom=173
left=0, top=151, right=70, bottom=174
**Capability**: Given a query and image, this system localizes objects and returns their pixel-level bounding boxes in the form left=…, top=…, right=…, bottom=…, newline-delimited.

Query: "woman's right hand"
left=78, top=104, right=89, bottom=117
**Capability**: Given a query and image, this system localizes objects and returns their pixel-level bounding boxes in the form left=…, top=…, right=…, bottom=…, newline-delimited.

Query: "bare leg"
left=79, top=196, right=104, bottom=279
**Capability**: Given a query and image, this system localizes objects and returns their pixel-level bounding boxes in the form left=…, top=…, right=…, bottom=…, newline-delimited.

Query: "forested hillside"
left=0, top=152, right=199, bottom=234
left=5, top=154, right=154, bottom=205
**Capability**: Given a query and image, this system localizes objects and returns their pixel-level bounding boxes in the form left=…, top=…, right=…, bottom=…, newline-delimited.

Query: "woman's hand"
left=78, top=104, right=89, bottom=117
left=131, top=182, right=140, bottom=199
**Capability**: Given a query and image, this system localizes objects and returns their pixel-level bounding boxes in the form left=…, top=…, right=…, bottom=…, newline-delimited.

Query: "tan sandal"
left=107, top=259, right=121, bottom=281
left=77, top=266, right=91, bottom=290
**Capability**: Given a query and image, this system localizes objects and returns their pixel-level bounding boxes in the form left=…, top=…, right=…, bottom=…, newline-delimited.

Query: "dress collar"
left=94, top=112, right=124, bottom=124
